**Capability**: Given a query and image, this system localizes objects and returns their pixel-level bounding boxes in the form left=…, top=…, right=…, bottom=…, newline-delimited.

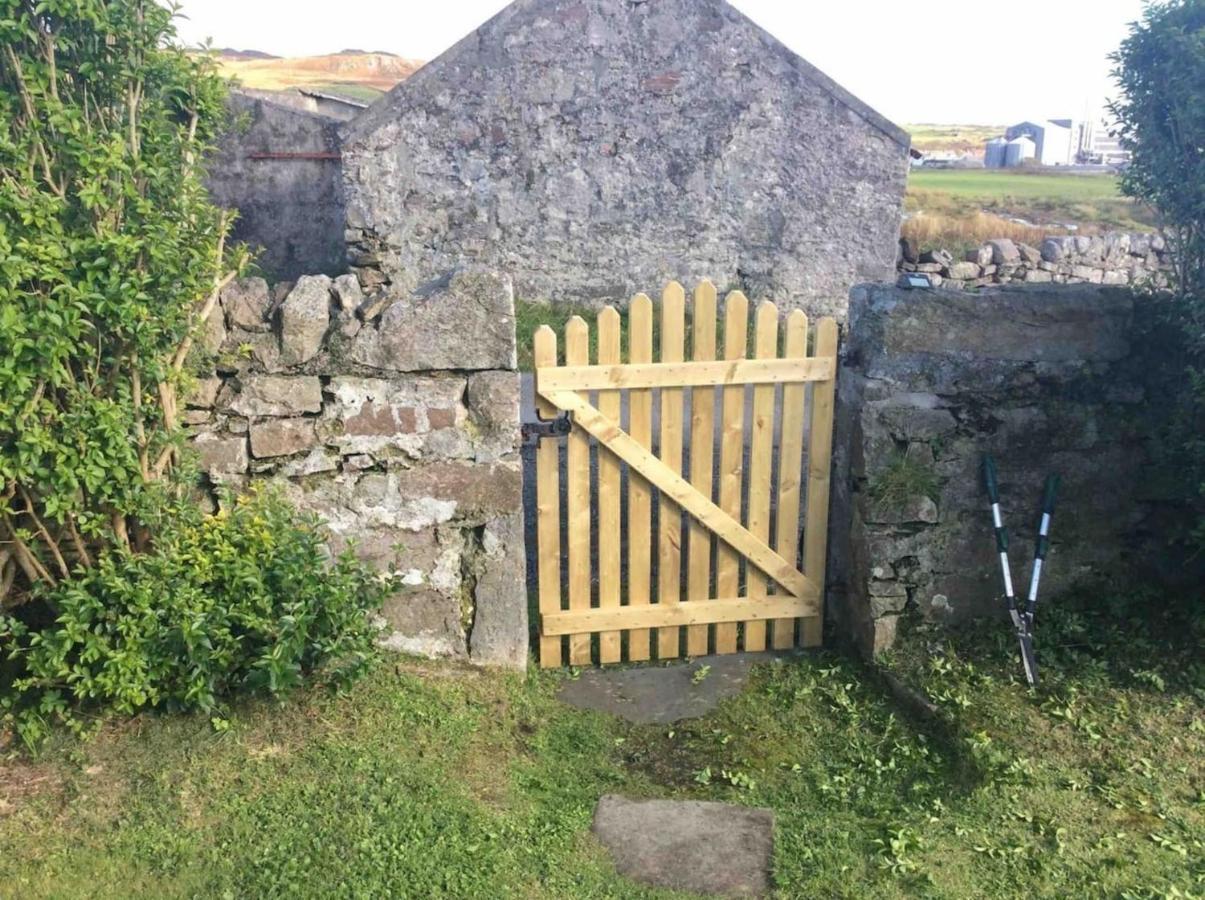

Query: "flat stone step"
left=557, top=652, right=786, bottom=724
left=592, top=795, right=774, bottom=897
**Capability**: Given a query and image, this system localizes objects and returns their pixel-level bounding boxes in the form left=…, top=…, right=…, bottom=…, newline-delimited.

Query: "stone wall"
left=342, top=0, right=910, bottom=320
left=207, top=92, right=348, bottom=281
left=898, top=233, right=1172, bottom=290
left=187, top=270, right=528, bottom=669
left=837, top=282, right=1170, bottom=656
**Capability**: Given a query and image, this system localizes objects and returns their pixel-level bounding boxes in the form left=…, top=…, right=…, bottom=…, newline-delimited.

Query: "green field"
left=904, top=169, right=1156, bottom=251
left=908, top=169, right=1129, bottom=204
left=309, top=82, right=385, bottom=103
left=1, top=591, right=1200, bottom=898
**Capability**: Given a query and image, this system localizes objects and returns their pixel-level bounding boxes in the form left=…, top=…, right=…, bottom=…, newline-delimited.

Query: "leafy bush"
left=0, top=0, right=242, bottom=608
left=1, top=490, right=388, bottom=749
left=1110, top=1, right=1205, bottom=303
left=1110, top=1, right=1205, bottom=553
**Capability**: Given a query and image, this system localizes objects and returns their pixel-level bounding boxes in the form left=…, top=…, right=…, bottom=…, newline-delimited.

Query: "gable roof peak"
left=345, top=0, right=907, bottom=149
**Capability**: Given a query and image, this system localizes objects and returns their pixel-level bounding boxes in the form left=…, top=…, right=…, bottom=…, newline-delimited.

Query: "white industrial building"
left=984, top=116, right=1131, bottom=169
left=1004, top=120, right=1075, bottom=166
left=1004, top=135, right=1037, bottom=167
left=1076, top=119, right=1132, bottom=166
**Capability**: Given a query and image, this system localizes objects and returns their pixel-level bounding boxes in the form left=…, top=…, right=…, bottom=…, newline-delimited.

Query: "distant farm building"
left=1005, top=121, right=1074, bottom=166
left=1004, top=135, right=1036, bottom=167
left=984, top=137, right=1008, bottom=168
left=1076, top=119, right=1132, bottom=167
left=984, top=116, right=1130, bottom=169
left=911, top=150, right=983, bottom=170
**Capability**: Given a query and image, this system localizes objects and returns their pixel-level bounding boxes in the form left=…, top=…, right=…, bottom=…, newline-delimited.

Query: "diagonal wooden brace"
left=539, top=387, right=819, bottom=608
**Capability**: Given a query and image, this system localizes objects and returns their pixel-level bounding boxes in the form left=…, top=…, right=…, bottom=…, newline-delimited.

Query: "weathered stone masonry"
left=187, top=271, right=528, bottom=669
left=835, top=283, right=1173, bottom=656
left=206, top=92, right=347, bottom=281
left=341, top=0, right=910, bottom=320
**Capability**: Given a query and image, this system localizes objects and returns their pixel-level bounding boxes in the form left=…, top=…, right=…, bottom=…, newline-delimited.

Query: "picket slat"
left=743, top=302, right=778, bottom=653
left=627, top=294, right=654, bottom=662
left=686, top=280, right=717, bottom=657
left=533, top=284, right=836, bottom=668
left=802, top=317, right=839, bottom=648
left=773, top=311, right=809, bottom=650
left=565, top=316, right=592, bottom=665
left=534, top=326, right=563, bottom=669
left=657, top=282, right=686, bottom=660
left=597, top=307, right=622, bottom=664
left=714, top=292, right=749, bottom=655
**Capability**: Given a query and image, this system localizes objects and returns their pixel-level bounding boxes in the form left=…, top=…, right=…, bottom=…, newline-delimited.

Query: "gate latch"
left=522, top=414, right=572, bottom=444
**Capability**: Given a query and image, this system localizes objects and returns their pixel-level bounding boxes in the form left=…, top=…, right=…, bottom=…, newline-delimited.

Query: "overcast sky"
left=174, top=0, right=1146, bottom=124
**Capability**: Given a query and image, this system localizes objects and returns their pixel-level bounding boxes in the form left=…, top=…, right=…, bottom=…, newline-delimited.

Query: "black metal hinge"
left=521, top=414, right=572, bottom=445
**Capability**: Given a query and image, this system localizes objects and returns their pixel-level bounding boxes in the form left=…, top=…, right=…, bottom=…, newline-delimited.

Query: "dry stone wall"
left=187, top=270, right=528, bottom=669
left=898, top=232, right=1172, bottom=290
left=901, top=230, right=1171, bottom=290
left=836, top=282, right=1173, bottom=657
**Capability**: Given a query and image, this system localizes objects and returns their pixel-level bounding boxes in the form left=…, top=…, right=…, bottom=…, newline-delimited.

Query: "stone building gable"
left=341, top=0, right=910, bottom=318
left=209, top=92, right=347, bottom=281
left=345, top=0, right=908, bottom=150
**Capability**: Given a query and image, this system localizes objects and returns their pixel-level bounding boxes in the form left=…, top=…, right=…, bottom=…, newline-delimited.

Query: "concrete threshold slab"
left=593, top=795, right=774, bottom=897
left=557, top=652, right=791, bottom=725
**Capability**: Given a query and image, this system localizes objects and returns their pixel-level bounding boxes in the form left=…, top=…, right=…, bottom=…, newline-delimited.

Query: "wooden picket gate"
left=533, top=281, right=838, bottom=668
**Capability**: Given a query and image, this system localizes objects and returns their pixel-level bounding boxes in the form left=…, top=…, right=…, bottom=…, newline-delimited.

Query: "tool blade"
left=1017, top=631, right=1038, bottom=686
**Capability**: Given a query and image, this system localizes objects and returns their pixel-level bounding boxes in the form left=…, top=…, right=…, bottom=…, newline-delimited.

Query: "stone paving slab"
left=556, top=652, right=788, bottom=724
left=592, top=795, right=774, bottom=897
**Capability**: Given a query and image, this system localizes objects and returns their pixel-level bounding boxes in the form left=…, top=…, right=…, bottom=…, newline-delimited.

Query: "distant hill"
left=213, top=50, right=424, bottom=99
left=216, top=48, right=280, bottom=61
left=906, top=124, right=1004, bottom=156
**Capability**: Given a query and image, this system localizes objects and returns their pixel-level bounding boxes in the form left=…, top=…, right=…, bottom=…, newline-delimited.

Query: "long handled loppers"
left=982, top=456, right=1059, bottom=686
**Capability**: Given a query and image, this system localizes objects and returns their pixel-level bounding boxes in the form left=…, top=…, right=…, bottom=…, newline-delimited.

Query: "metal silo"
left=1005, top=135, right=1036, bottom=168
left=984, top=137, right=1008, bottom=168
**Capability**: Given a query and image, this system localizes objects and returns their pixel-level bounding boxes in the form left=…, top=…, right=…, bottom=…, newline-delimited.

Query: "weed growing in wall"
left=868, top=450, right=941, bottom=513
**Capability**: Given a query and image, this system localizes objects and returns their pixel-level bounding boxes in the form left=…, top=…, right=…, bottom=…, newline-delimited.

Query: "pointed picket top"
left=663, top=280, right=686, bottom=302
left=533, top=324, right=559, bottom=419
left=754, top=301, right=779, bottom=341
left=629, top=293, right=653, bottom=347
left=598, top=305, right=621, bottom=332
left=784, top=309, right=808, bottom=355
left=565, top=314, right=589, bottom=350
left=723, top=292, right=750, bottom=359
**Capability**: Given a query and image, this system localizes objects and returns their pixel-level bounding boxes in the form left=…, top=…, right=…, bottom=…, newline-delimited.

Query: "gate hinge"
left=522, top=414, right=572, bottom=444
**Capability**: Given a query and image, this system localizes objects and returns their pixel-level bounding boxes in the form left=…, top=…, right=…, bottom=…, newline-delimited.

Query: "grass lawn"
left=1, top=591, right=1200, bottom=898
